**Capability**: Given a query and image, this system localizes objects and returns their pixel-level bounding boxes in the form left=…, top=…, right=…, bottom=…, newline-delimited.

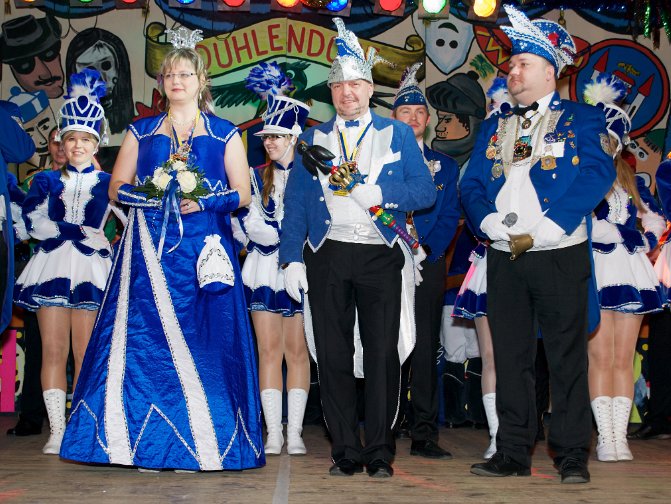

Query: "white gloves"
left=480, top=212, right=511, bottom=242
left=349, top=184, right=383, bottom=210
left=81, top=226, right=111, bottom=252
left=412, top=246, right=427, bottom=286
left=591, top=217, right=623, bottom=244
left=284, top=262, right=308, bottom=302
left=247, top=223, right=279, bottom=247
left=533, top=217, right=565, bottom=248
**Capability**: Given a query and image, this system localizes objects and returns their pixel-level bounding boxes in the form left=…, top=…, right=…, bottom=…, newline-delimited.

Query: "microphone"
left=502, top=212, right=518, bottom=228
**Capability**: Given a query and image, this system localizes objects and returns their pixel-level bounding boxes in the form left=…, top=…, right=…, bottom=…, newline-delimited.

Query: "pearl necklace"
left=168, top=110, right=198, bottom=126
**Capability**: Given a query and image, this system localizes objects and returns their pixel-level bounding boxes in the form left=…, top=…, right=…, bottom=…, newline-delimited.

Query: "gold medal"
left=572, top=155, right=580, bottom=166
left=541, top=156, right=557, bottom=170
left=491, top=163, right=503, bottom=178
left=486, top=146, right=496, bottom=160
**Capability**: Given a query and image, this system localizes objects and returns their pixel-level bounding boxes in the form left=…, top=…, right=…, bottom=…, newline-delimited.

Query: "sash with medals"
left=329, top=121, right=373, bottom=195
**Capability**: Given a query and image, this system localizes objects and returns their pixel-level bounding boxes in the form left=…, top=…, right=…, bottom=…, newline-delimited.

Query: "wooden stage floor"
left=1, top=415, right=670, bottom=503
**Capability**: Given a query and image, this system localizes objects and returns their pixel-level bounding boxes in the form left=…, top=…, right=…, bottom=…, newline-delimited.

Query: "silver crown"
left=166, top=27, right=204, bottom=50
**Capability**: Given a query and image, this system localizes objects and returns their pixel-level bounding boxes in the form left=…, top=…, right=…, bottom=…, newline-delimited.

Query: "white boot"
left=591, top=396, right=617, bottom=462
left=482, top=393, right=498, bottom=459
left=42, top=389, right=66, bottom=455
left=612, top=396, right=633, bottom=461
left=261, top=389, right=284, bottom=455
left=286, top=389, right=308, bottom=455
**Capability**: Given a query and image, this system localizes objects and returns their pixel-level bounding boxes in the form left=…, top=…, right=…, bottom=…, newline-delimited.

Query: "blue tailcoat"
left=460, top=92, right=615, bottom=332
left=413, top=146, right=460, bottom=262
left=0, top=101, right=36, bottom=331
left=279, top=112, right=436, bottom=265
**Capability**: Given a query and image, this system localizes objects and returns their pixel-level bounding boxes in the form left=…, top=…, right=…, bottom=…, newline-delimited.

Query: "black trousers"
left=645, top=308, right=671, bottom=428
left=18, top=311, right=45, bottom=424
left=304, top=240, right=404, bottom=464
left=487, top=243, right=592, bottom=467
left=404, top=254, right=446, bottom=442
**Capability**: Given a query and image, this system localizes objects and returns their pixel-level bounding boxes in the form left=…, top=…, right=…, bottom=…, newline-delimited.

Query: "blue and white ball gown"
left=239, top=163, right=302, bottom=316
left=452, top=241, right=488, bottom=320
left=60, top=113, right=265, bottom=471
left=14, top=165, right=113, bottom=311
left=591, top=176, right=665, bottom=314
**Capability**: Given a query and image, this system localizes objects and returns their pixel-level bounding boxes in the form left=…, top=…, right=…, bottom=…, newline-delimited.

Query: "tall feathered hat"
left=485, top=76, right=516, bottom=118
left=583, top=73, right=631, bottom=153
left=393, top=63, right=426, bottom=109
left=246, top=61, right=310, bottom=137
left=57, top=68, right=108, bottom=145
left=501, top=4, right=576, bottom=76
left=328, top=17, right=385, bottom=85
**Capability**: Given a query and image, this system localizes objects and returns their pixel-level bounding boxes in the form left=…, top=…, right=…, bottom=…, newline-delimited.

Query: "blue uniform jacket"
left=655, top=158, right=671, bottom=219
left=460, top=92, right=615, bottom=332
left=0, top=101, right=36, bottom=332
left=413, top=146, right=460, bottom=262
left=279, top=112, right=436, bottom=265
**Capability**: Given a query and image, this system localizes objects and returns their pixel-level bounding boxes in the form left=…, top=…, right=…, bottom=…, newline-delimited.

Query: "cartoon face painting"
left=412, top=11, right=475, bottom=76
left=0, top=15, right=64, bottom=99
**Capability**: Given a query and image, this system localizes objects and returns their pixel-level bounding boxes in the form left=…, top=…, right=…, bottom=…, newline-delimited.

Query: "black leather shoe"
left=366, top=459, right=393, bottom=478
left=395, top=418, right=411, bottom=440
left=410, top=440, right=453, bottom=459
left=6, top=418, right=42, bottom=436
left=470, top=452, right=531, bottom=477
left=557, top=457, right=590, bottom=484
left=329, top=458, right=364, bottom=476
left=627, top=423, right=671, bottom=440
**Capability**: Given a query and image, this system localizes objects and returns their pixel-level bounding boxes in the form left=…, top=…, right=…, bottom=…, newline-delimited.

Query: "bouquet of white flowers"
left=133, top=154, right=209, bottom=202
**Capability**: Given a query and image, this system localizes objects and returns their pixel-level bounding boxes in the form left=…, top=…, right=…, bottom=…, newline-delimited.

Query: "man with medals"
left=279, top=18, right=436, bottom=478
left=390, top=63, right=460, bottom=460
left=461, top=5, right=614, bottom=483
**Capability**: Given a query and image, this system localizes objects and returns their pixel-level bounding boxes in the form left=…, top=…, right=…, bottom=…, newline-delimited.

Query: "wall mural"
left=0, top=2, right=669, bottom=411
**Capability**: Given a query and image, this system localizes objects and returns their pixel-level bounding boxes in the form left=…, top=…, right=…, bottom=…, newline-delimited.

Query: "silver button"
left=319, top=196, right=324, bottom=202
left=388, top=170, right=393, bottom=175
left=325, top=219, right=330, bottom=224
left=313, top=176, right=318, bottom=181
left=552, top=173, right=557, bottom=179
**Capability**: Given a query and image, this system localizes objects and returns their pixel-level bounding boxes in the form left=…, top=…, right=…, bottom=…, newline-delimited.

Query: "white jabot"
left=326, top=110, right=384, bottom=245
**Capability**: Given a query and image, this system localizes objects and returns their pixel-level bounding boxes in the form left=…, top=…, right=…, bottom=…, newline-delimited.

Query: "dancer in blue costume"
left=239, top=62, right=312, bottom=456
left=583, top=75, right=665, bottom=463
left=60, top=28, right=264, bottom=472
left=14, top=70, right=115, bottom=456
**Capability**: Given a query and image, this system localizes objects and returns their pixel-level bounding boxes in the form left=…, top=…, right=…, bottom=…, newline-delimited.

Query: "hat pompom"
left=583, top=73, right=627, bottom=107
left=245, top=61, right=294, bottom=101
left=66, top=67, right=106, bottom=103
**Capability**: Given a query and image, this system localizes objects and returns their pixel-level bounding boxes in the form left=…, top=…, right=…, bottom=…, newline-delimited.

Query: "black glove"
left=296, top=141, right=334, bottom=177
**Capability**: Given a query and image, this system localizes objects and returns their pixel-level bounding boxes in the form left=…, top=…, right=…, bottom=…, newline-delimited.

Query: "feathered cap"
left=328, top=17, right=384, bottom=85
left=583, top=73, right=631, bottom=153
left=57, top=68, right=108, bottom=145
left=501, top=4, right=576, bottom=76
left=246, top=61, right=310, bottom=137
left=393, top=63, right=426, bottom=109
left=485, top=76, right=516, bottom=118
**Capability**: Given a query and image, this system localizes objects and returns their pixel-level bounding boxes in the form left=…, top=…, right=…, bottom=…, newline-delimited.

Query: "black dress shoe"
left=470, top=452, right=531, bottom=477
left=627, top=423, right=671, bottom=440
left=410, top=440, right=453, bottom=459
left=6, top=418, right=42, bottom=436
left=557, top=457, right=590, bottom=484
left=329, top=458, right=364, bottom=476
left=366, top=459, right=393, bottom=478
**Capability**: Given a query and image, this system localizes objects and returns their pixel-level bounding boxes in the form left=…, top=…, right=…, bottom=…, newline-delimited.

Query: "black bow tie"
left=344, top=120, right=360, bottom=128
left=513, top=102, right=539, bottom=116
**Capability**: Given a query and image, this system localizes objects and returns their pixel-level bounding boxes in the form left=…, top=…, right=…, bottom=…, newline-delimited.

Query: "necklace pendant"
left=521, top=118, right=532, bottom=129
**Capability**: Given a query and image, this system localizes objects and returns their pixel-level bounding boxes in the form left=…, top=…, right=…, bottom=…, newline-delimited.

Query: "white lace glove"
left=412, top=246, right=427, bottom=286
left=81, top=226, right=111, bottom=252
left=480, top=213, right=511, bottom=242
left=591, top=217, right=623, bottom=244
left=349, top=184, right=383, bottom=210
left=533, top=217, right=565, bottom=248
left=284, top=262, right=308, bottom=302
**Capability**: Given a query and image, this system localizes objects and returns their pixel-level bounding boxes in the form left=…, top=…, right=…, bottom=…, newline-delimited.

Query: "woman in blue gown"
left=60, top=30, right=265, bottom=471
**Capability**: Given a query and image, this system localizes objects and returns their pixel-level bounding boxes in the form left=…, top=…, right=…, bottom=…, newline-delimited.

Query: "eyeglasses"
left=261, top=134, right=288, bottom=141
left=162, top=72, right=196, bottom=81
